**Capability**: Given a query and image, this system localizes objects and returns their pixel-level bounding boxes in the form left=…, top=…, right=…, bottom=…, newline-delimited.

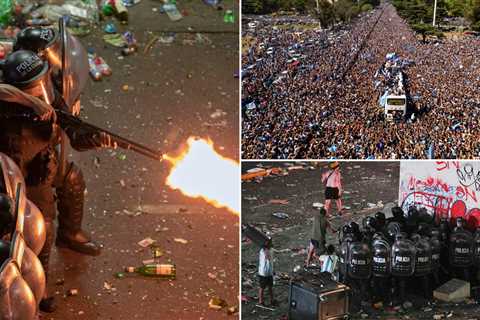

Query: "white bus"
left=377, top=53, right=408, bottom=121
left=384, top=95, right=407, bottom=120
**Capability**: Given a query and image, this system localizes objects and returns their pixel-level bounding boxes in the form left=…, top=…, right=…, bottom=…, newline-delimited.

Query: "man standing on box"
left=322, top=162, right=343, bottom=217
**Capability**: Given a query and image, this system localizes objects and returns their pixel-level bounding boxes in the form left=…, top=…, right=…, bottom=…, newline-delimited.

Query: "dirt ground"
left=241, top=161, right=480, bottom=320
left=37, top=1, right=239, bottom=319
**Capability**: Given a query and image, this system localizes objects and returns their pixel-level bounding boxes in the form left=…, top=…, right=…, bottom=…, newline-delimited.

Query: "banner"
left=399, top=161, right=480, bottom=227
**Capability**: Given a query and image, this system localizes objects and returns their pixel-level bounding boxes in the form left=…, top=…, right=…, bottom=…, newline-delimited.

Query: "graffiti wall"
left=399, top=161, right=480, bottom=228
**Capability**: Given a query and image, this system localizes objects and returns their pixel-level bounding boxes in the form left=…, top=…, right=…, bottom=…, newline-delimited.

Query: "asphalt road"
left=40, top=1, right=239, bottom=319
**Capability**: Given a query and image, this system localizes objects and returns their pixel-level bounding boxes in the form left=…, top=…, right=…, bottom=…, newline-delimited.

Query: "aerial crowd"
left=242, top=4, right=480, bottom=159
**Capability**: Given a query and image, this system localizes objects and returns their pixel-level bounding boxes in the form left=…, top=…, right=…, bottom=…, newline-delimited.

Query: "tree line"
left=243, top=0, right=380, bottom=28
left=393, top=0, right=480, bottom=33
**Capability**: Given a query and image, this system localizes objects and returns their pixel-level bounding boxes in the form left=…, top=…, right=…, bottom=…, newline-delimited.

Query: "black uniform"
left=0, top=50, right=109, bottom=312
left=0, top=99, right=58, bottom=276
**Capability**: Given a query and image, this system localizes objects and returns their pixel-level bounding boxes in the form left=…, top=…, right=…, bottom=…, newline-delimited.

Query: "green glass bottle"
left=102, top=3, right=114, bottom=16
left=125, top=264, right=176, bottom=279
left=223, top=10, right=234, bottom=23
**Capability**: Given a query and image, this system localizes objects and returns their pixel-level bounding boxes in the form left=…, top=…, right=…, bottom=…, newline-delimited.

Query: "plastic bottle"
left=88, top=54, right=102, bottom=81
left=223, top=10, right=234, bottom=23
left=94, top=56, right=112, bottom=76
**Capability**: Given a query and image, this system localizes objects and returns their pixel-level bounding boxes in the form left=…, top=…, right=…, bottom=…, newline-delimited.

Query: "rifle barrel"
left=56, top=109, right=163, bottom=161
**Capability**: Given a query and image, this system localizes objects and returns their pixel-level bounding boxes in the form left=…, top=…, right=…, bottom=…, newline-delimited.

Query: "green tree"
left=412, top=23, right=444, bottom=41
left=361, top=3, right=373, bottom=11
left=465, top=0, right=480, bottom=24
left=334, top=0, right=358, bottom=23
left=412, top=23, right=435, bottom=41
left=243, top=0, right=263, bottom=14
left=294, top=0, right=308, bottom=12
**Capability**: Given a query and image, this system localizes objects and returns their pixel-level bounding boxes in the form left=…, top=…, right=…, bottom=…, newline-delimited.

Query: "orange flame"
left=163, top=137, right=239, bottom=215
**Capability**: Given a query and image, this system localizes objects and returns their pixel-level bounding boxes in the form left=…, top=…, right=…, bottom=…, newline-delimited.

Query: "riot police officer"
left=0, top=49, right=114, bottom=312
left=349, top=221, right=362, bottom=242
left=405, top=207, right=420, bottom=235
left=339, top=224, right=354, bottom=283
left=474, top=228, right=480, bottom=285
left=449, top=217, right=473, bottom=281
left=374, top=211, right=386, bottom=234
left=362, top=216, right=377, bottom=244
left=411, top=234, right=432, bottom=299
left=346, top=237, right=372, bottom=306
left=430, top=228, right=442, bottom=287
left=391, top=232, right=416, bottom=305
left=0, top=152, right=47, bottom=319
left=13, top=26, right=102, bottom=256
left=371, top=233, right=391, bottom=305
left=386, top=221, right=402, bottom=245
left=388, top=206, right=406, bottom=226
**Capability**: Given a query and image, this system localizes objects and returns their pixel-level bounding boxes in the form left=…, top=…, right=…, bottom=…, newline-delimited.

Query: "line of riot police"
left=338, top=206, right=480, bottom=307
left=0, top=153, right=47, bottom=319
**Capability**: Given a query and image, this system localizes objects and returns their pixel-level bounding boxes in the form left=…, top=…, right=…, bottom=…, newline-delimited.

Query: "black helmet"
left=342, top=224, right=352, bottom=235
left=363, top=216, right=377, bottom=231
left=392, top=206, right=404, bottom=219
left=407, top=206, right=419, bottom=221
left=348, top=221, right=359, bottom=235
left=375, top=211, right=386, bottom=223
left=387, top=221, right=402, bottom=240
left=14, top=27, right=57, bottom=52
left=456, top=217, right=466, bottom=229
left=349, top=221, right=360, bottom=233
left=1, top=50, right=55, bottom=104
left=417, top=207, right=432, bottom=223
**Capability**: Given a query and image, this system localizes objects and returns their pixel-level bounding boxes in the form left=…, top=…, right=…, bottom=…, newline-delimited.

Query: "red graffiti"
left=445, top=200, right=480, bottom=229
left=451, top=200, right=466, bottom=220
left=436, top=161, right=460, bottom=171
left=407, top=176, right=450, bottom=193
left=455, top=185, right=478, bottom=203
left=467, top=208, right=480, bottom=229
left=402, top=192, right=480, bottom=228
left=410, top=191, right=451, bottom=216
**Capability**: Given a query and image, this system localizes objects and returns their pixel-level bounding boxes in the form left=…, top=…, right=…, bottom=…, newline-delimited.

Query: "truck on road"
left=377, top=53, right=408, bottom=121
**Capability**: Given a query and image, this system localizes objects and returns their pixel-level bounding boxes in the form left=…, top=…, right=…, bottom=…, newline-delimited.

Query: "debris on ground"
left=208, top=296, right=228, bottom=310
left=269, top=199, right=289, bottom=205
left=241, top=167, right=283, bottom=181
left=137, top=237, right=156, bottom=247
left=272, top=212, right=289, bottom=219
left=174, top=237, right=188, bottom=244
left=434, top=279, right=471, bottom=302
left=67, top=288, right=79, bottom=296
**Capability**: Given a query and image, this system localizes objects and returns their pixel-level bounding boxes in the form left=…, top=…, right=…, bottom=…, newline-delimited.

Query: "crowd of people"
left=242, top=4, right=480, bottom=159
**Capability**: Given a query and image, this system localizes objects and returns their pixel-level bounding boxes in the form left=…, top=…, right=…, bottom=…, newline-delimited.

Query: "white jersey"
left=319, top=254, right=338, bottom=273
left=258, top=248, right=274, bottom=277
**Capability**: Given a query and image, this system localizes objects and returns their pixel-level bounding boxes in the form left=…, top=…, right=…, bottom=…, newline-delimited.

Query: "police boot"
left=38, top=220, right=56, bottom=313
left=55, top=163, right=101, bottom=256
